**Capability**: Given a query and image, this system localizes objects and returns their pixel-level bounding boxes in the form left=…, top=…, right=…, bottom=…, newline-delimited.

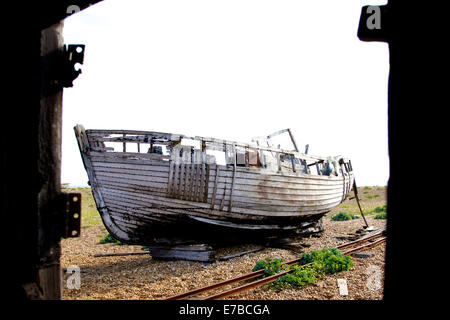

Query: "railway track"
left=165, top=227, right=386, bottom=300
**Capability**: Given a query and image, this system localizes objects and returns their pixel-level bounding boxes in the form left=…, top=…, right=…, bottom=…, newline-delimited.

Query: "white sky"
left=61, top=0, right=389, bottom=187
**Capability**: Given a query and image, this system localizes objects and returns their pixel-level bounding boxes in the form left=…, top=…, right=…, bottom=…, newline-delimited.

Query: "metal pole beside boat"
left=352, top=180, right=370, bottom=229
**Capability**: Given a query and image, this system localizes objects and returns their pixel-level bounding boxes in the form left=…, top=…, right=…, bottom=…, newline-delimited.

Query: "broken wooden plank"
left=228, top=145, right=237, bottom=212
left=352, top=252, right=374, bottom=259
left=167, top=160, right=175, bottom=197
left=210, top=166, right=220, bottom=209
left=93, top=252, right=149, bottom=258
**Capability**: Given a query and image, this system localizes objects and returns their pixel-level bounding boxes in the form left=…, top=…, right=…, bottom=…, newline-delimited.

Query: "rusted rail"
left=165, top=229, right=386, bottom=300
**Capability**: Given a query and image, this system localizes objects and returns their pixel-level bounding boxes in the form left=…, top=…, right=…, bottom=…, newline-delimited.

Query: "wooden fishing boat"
left=74, top=125, right=354, bottom=245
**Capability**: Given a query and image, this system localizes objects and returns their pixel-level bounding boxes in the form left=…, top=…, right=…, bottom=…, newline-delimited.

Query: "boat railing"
left=86, top=129, right=326, bottom=160
left=84, top=128, right=353, bottom=176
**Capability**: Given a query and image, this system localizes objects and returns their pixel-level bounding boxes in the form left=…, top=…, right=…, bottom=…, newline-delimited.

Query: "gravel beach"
left=62, top=213, right=386, bottom=300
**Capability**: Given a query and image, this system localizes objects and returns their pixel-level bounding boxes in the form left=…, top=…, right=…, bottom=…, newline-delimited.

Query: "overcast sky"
left=61, top=0, right=389, bottom=187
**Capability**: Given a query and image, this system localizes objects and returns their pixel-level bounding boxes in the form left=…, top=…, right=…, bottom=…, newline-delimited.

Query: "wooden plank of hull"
left=94, top=170, right=169, bottom=183
left=210, top=193, right=344, bottom=208
left=109, top=220, right=137, bottom=236
left=188, top=216, right=300, bottom=230
left=89, top=155, right=171, bottom=167
left=92, top=166, right=170, bottom=179
left=98, top=180, right=168, bottom=196
left=95, top=175, right=168, bottom=189
left=167, top=161, right=176, bottom=197
left=220, top=182, right=344, bottom=193
left=105, top=200, right=182, bottom=222
left=92, top=161, right=170, bottom=173
left=199, top=162, right=207, bottom=202
left=205, top=185, right=345, bottom=200
left=209, top=174, right=344, bottom=189
left=210, top=198, right=343, bottom=213
left=230, top=166, right=344, bottom=183
left=108, top=210, right=176, bottom=232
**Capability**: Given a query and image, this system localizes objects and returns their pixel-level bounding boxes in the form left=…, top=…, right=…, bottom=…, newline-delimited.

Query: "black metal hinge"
left=61, top=193, right=81, bottom=238
left=61, top=44, right=85, bottom=88
left=46, top=44, right=85, bottom=90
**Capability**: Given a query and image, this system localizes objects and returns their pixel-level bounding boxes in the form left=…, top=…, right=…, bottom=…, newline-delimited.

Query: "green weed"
left=99, top=233, right=125, bottom=245
left=252, top=258, right=286, bottom=277
left=331, top=212, right=359, bottom=221
left=374, top=212, right=387, bottom=219
left=373, top=205, right=387, bottom=213
left=253, top=248, right=354, bottom=290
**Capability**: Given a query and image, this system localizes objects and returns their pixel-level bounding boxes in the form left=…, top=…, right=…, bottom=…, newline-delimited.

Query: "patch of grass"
left=99, top=233, right=125, bottom=245
left=331, top=212, right=359, bottom=221
left=374, top=212, right=387, bottom=219
left=374, top=205, right=387, bottom=213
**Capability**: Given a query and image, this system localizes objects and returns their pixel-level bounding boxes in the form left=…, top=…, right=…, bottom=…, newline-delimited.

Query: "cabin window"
left=332, top=161, right=339, bottom=176
left=293, top=158, right=308, bottom=173
left=299, top=159, right=308, bottom=173
left=322, top=161, right=333, bottom=175
left=103, top=140, right=142, bottom=153
left=148, top=145, right=163, bottom=154
left=234, top=147, right=261, bottom=168
left=236, top=150, right=246, bottom=167
left=248, top=148, right=260, bottom=167
left=100, top=134, right=170, bottom=155
left=206, top=149, right=225, bottom=165
left=103, top=141, right=118, bottom=152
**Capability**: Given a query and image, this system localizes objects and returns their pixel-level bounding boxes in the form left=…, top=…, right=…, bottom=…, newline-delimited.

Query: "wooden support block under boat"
left=147, top=243, right=215, bottom=262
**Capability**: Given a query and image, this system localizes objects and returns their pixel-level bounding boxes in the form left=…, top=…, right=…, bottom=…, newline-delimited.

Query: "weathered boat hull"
left=74, top=125, right=354, bottom=245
